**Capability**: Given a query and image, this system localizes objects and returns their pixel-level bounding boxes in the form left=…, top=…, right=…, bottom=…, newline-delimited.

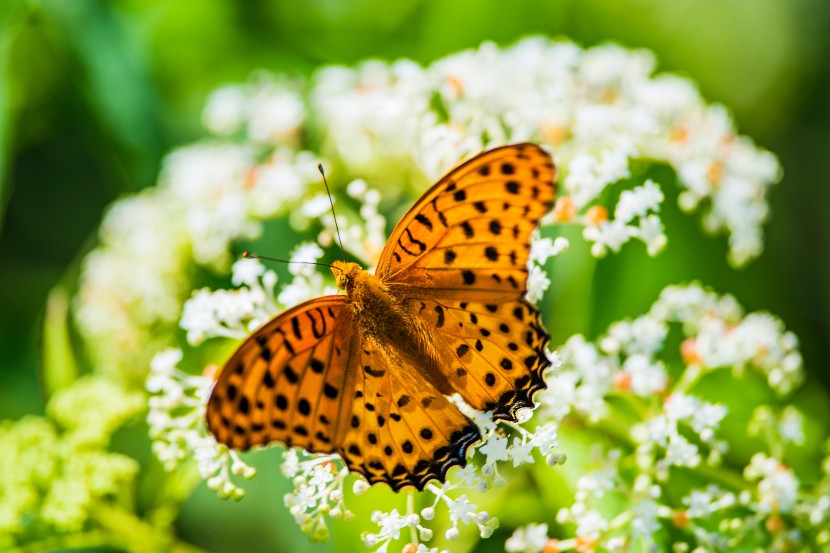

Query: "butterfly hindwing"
left=207, top=296, right=353, bottom=453
left=337, top=334, right=480, bottom=491
left=406, top=296, right=550, bottom=421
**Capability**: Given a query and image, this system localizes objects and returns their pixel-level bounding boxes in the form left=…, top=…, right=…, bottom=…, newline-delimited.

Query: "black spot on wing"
left=415, top=213, right=433, bottom=231
left=307, top=309, right=326, bottom=338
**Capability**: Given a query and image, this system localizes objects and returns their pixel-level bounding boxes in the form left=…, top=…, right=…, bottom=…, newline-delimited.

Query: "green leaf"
left=42, top=285, right=79, bottom=398
left=0, top=0, right=23, bottom=231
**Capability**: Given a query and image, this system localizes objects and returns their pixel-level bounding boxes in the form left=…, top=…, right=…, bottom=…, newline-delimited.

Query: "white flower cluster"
left=632, top=393, right=728, bottom=473
left=526, top=233, right=569, bottom=303
left=312, top=38, right=779, bottom=266
left=503, top=283, right=826, bottom=553
left=344, top=403, right=560, bottom=552
left=76, top=37, right=780, bottom=385
left=317, top=179, right=389, bottom=266
left=544, top=282, right=804, bottom=431
left=74, top=142, right=322, bottom=379
left=146, top=348, right=254, bottom=500
left=202, top=74, right=305, bottom=146
left=749, top=405, right=806, bottom=448
left=650, top=284, right=803, bottom=394
left=281, top=450, right=353, bottom=542
left=180, top=258, right=278, bottom=345
left=505, top=522, right=551, bottom=553
left=122, top=37, right=819, bottom=553
left=744, top=453, right=799, bottom=514
left=581, top=179, right=667, bottom=257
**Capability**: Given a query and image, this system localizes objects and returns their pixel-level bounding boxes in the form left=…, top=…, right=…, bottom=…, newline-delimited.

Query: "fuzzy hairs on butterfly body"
left=330, top=260, right=454, bottom=395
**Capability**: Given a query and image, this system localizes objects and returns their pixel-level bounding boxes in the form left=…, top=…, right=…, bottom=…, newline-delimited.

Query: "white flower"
left=146, top=348, right=184, bottom=392
left=373, top=509, right=409, bottom=541
left=505, top=523, right=549, bottom=553
left=663, top=433, right=700, bottom=468
left=301, top=194, right=334, bottom=219
left=525, top=265, right=551, bottom=303
left=288, top=242, right=325, bottom=275
left=615, top=180, right=664, bottom=223
left=631, top=499, right=661, bottom=537
left=566, top=147, right=634, bottom=208
left=479, top=433, right=510, bottom=465
left=778, top=407, right=805, bottom=445
left=574, top=508, right=608, bottom=538
left=203, top=86, right=248, bottom=136
left=231, top=258, right=266, bottom=287
left=246, top=82, right=305, bottom=144
left=529, top=423, right=559, bottom=455
left=745, top=453, right=799, bottom=514
left=664, top=394, right=699, bottom=422
left=577, top=465, right=617, bottom=499
left=690, top=403, right=728, bottom=440
left=583, top=218, right=633, bottom=257
left=622, top=355, right=668, bottom=396
left=447, top=495, right=477, bottom=525
left=529, top=236, right=559, bottom=265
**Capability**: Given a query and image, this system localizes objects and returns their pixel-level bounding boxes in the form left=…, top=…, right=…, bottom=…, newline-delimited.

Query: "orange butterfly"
left=206, top=143, right=556, bottom=491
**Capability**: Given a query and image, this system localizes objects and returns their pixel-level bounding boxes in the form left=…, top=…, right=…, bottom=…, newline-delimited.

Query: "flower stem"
left=407, top=490, right=418, bottom=545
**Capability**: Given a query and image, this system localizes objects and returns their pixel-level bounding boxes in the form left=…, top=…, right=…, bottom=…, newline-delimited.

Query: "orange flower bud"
left=765, top=514, right=784, bottom=534
left=542, top=124, right=569, bottom=146
left=680, top=338, right=701, bottom=365
left=446, top=75, right=464, bottom=97
left=585, top=205, right=609, bottom=226
left=543, top=538, right=561, bottom=553
left=614, top=371, right=632, bottom=391
left=670, top=126, right=689, bottom=143
left=575, top=535, right=597, bottom=552
left=553, top=196, right=577, bottom=222
left=203, top=364, right=219, bottom=379
left=672, top=510, right=689, bottom=528
left=706, top=162, right=723, bottom=184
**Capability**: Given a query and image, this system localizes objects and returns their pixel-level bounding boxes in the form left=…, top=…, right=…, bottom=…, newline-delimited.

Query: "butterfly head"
left=331, top=260, right=363, bottom=292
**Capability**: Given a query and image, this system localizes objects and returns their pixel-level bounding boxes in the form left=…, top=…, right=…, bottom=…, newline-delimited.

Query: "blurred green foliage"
left=1, top=1, right=829, bottom=552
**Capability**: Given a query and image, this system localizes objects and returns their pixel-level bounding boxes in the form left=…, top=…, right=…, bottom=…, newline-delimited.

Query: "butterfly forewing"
left=377, top=143, right=556, bottom=293
left=375, top=143, right=556, bottom=421
left=207, top=296, right=353, bottom=453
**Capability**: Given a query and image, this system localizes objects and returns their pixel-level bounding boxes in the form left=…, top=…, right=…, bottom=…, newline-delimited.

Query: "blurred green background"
left=1, top=0, right=828, bottom=551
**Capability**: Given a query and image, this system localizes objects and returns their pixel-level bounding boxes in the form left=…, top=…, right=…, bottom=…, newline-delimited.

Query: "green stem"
left=6, top=504, right=206, bottom=553
left=407, top=490, right=418, bottom=546
left=91, top=501, right=210, bottom=553
left=691, top=461, right=752, bottom=493
left=672, top=363, right=703, bottom=394
left=12, top=531, right=110, bottom=553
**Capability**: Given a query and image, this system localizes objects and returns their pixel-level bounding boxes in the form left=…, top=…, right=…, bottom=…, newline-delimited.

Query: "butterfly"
left=206, top=143, right=557, bottom=491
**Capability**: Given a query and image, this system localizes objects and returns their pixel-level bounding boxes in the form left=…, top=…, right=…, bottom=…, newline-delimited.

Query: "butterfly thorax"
left=331, top=260, right=453, bottom=394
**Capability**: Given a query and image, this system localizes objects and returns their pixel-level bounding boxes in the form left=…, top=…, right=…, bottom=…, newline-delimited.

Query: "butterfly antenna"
left=318, top=163, right=347, bottom=263
left=242, top=252, right=334, bottom=270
